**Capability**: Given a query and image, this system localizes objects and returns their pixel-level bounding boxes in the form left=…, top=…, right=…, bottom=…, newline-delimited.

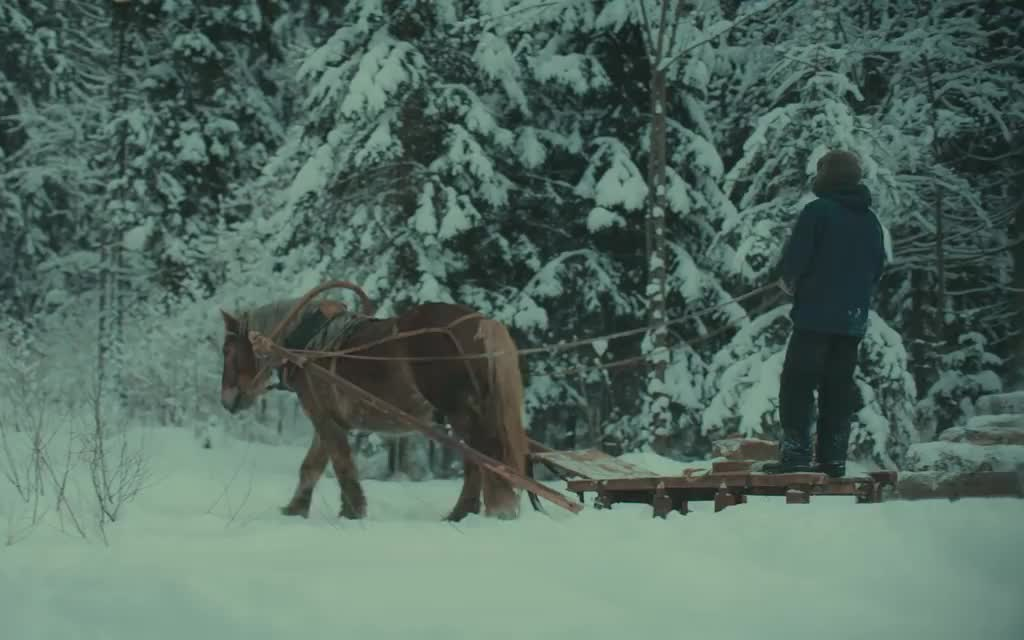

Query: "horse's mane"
left=237, top=298, right=368, bottom=350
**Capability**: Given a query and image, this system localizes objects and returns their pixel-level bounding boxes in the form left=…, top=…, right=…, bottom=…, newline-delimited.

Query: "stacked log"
left=896, top=392, right=1024, bottom=500
left=711, top=436, right=779, bottom=462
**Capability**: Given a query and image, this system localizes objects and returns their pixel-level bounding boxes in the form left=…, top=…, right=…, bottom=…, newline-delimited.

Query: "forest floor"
left=1, top=427, right=1022, bottom=640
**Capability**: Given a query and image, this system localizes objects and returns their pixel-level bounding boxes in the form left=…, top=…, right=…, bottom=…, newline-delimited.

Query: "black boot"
left=812, top=462, right=845, bottom=478
left=761, top=460, right=813, bottom=474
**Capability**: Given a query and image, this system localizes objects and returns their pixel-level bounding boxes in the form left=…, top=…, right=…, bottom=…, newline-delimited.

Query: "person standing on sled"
left=765, top=150, right=888, bottom=478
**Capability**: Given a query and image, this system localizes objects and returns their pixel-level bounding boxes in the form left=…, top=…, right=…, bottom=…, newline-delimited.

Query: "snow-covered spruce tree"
left=227, top=1, right=652, bottom=456
left=0, top=0, right=112, bottom=318
left=243, top=1, right=506, bottom=309
left=714, top=2, right=883, bottom=288
left=849, top=312, right=918, bottom=468
left=979, top=1, right=1024, bottom=387
left=0, top=2, right=167, bottom=411
left=0, top=2, right=161, bottom=418
left=472, top=0, right=650, bottom=451
left=868, top=0, right=1022, bottom=401
left=497, top=0, right=755, bottom=456
left=648, top=1, right=772, bottom=456
left=101, top=1, right=306, bottom=422
left=82, top=0, right=289, bottom=305
left=914, top=332, right=1003, bottom=441
left=700, top=304, right=790, bottom=444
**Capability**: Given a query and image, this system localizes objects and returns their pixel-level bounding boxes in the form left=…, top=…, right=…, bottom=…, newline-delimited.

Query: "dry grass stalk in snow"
left=81, top=381, right=150, bottom=529
left=0, top=356, right=86, bottom=542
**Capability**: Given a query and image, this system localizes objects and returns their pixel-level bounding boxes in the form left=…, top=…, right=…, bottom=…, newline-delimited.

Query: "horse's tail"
left=476, top=318, right=539, bottom=516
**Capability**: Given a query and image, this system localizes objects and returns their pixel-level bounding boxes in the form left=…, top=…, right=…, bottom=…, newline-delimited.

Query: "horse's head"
left=219, top=310, right=270, bottom=414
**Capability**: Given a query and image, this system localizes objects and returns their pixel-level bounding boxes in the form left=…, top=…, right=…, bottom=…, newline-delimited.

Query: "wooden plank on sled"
left=250, top=333, right=583, bottom=515
left=530, top=448, right=654, bottom=481
left=566, top=471, right=880, bottom=495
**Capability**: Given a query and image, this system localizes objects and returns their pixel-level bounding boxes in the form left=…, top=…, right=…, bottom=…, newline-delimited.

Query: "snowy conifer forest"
left=2, top=0, right=1022, bottom=473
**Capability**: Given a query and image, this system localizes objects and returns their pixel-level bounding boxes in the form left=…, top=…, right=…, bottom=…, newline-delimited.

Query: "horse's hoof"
left=280, top=504, right=310, bottom=518
left=443, top=499, right=480, bottom=523
left=339, top=505, right=366, bottom=520
left=444, top=507, right=476, bottom=523
left=484, top=503, right=520, bottom=521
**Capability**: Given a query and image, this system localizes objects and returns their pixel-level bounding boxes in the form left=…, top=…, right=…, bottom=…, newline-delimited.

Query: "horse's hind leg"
left=482, top=467, right=520, bottom=520
left=476, top=429, right=520, bottom=520
left=282, top=432, right=328, bottom=518
left=446, top=460, right=482, bottom=522
left=445, top=410, right=482, bottom=522
left=323, top=425, right=366, bottom=519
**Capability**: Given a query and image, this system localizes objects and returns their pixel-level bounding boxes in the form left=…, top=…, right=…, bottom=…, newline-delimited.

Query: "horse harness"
left=270, top=305, right=369, bottom=392
left=265, top=305, right=487, bottom=400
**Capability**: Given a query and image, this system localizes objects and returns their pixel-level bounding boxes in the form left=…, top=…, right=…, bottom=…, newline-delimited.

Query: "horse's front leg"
left=282, top=432, right=328, bottom=517
left=319, top=421, right=366, bottom=519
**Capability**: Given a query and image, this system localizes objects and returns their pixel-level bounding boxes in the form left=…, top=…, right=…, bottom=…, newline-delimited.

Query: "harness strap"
left=283, top=308, right=335, bottom=351
left=275, top=308, right=341, bottom=391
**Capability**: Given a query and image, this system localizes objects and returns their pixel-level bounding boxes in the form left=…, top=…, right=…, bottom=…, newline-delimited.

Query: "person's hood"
left=813, top=183, right=872, bottom=212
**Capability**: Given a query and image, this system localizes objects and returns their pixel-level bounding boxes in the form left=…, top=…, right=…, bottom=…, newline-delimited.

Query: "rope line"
left=540, top=290, right=786, bottom=379
left=250, top=282, right=782, bottom=368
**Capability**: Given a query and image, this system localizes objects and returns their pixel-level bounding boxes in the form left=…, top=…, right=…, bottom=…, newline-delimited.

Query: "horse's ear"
left=220, top=309, right=240, bottom=333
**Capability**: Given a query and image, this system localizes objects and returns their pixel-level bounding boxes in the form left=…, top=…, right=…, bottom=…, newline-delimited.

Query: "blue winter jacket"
left=779, top=183, right=887, bottom=337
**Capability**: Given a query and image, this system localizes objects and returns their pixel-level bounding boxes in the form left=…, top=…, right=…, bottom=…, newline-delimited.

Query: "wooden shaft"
left=253, top=335, right=583, bottom=515
left=528, top=438, right=554, bottom=454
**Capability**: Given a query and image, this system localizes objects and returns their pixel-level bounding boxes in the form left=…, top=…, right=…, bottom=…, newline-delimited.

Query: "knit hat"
left=813, top=150, right=862, bottom=192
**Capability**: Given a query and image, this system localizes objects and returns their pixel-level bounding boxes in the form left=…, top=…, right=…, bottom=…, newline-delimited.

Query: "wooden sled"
left=529, top=450, right=898, bottom=518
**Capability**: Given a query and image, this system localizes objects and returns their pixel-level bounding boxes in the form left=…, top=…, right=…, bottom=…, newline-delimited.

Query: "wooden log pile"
left=711, top=436, right=779, bottom=461
left=896, top=392, right=1024, bottom=500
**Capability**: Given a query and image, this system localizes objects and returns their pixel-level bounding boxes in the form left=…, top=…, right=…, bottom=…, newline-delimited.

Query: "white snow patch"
left=122, top=220, right=154, bottom=251
left=2, top=428, right=1023, bottom=640
left=586, top=206, right=626, bottom=232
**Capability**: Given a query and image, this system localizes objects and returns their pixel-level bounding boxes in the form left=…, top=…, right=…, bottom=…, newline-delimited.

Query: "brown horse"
left=218, top=291, right=534, bottom=522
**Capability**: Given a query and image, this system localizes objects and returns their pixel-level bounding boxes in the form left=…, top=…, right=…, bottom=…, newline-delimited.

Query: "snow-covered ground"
left=2, top=427, right=1023, bottom=640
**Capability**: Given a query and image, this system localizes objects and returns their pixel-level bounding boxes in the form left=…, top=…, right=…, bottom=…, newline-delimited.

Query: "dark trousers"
left=778, top=329, right=862, bottom=466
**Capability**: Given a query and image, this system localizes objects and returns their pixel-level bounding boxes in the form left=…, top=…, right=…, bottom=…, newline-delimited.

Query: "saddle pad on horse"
left=281, top=300, right=370, bottom=352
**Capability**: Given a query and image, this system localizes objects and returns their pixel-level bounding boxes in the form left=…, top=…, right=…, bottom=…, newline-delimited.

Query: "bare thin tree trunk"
left=907, top=269, right=930, bottom=395
left=97, top=247, right=109, bottom=405
left=110, top=1, right=132, bottom=397
left=647, top=63, right=671, bottom=452
left=640, top=0, right=685, bottom=454
left=1011, top=180, right=1024, bottom=388
left=922, top=55, right=947, bottom=342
